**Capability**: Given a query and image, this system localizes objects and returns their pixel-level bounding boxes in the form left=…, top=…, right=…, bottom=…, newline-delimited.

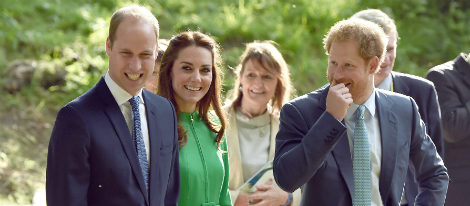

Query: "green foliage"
left=0, top=88, right=54, bottom=203
left=0, top=0, right=469, bottom=203
left=154, top=0, right=358, bottom=95
left=353, top=0, right=470, bottom=77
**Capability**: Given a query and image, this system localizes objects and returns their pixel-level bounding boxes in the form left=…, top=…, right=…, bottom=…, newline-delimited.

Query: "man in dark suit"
left=273, top=18, right=448, bottom=206
left=426, top=53, right=470, bottom=206
left=351, top=9, right=444, bottom=206
left=46, top=5, right=180, bottom=206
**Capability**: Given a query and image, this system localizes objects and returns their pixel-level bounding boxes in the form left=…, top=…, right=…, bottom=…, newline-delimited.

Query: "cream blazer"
left=224, top=106, right=301, bottom=206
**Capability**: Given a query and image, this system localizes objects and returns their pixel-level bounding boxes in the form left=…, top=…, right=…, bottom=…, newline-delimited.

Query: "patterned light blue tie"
left=353, top=105, right=371, bottom=206
left=129, top=96, right=149, bottom=189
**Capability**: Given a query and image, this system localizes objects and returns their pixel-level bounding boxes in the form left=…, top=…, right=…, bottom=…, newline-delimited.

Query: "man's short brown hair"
left=323, top=18, right=388, bottom=68
left=108, top=4, right=159, bottom=47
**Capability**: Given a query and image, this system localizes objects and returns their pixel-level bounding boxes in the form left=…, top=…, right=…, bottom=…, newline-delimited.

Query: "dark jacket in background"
left=426, top=53, right=470, bottom=206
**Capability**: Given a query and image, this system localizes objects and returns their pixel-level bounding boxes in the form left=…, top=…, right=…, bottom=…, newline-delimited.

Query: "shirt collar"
left=345, top=88, right=376, bottom=121
left=376, top=73, right=392, bottom=91
left=104, top=71, right=144, bottom=106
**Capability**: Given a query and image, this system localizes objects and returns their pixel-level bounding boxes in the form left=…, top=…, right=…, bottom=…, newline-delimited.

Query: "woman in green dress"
left=158, top=31, right=231, bottom=206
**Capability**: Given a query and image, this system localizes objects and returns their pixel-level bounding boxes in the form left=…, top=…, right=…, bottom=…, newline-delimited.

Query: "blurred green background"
left=0, top=0, right=469, bottom=204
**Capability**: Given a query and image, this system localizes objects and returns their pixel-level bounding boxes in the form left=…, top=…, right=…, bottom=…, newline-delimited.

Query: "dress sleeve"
left=219, top=139, right=233, bottom=206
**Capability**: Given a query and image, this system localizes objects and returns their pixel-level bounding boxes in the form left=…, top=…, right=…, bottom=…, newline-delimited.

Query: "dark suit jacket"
left=46, top=77, right=180, bottom=206
left=391, top=71, right=444, bottom=205
left=273, top=86, right=448, bottom=206
left=426, top=53, right=470, bottom=206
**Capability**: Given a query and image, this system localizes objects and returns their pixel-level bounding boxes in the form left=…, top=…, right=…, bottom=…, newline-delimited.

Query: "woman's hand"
left=247, top=178, right=289, bottom=206
left=234, top=192, right=251, bottom=206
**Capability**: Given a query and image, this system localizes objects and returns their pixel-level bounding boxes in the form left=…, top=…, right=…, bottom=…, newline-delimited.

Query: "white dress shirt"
left=345, top=89, right=383, bottom=206
left=104, top=72, right=150, bottom=163
left=376, top=73, right=393, bottom=91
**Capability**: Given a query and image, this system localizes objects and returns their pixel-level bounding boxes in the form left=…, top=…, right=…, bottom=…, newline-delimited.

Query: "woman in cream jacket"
left=224, top=41, right=300, bottom=206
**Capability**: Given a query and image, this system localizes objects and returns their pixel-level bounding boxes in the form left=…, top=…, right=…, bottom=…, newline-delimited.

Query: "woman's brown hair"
left=227, top=41, right=293, bottom=116
left=158, top=31, right=227, bottom=149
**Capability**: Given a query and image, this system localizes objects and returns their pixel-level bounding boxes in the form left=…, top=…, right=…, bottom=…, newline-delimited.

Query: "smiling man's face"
left=106, top=16, right=157, bottom=96
left=375, top=32, right=397, bottom=86
left=327, top=40, right=376, bottom=103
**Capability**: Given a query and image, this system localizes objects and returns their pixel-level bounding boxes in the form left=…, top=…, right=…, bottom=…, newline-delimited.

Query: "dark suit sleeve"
left=424, top=84, right=445, bottom=156
left=46, top=105, right=90, bottom=206
left=427, top=70, right=470, bottom=142
left=273, top=102, right=347, bottom=192
left=165, top=102, right=180, bottom=206
left=408, top=98, right=449, bottom=205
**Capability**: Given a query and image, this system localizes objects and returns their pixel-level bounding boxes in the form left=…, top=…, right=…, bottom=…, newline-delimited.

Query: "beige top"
left=236, top=109, right=271, bottom=182
left=224, top=105, right=301, bottom=206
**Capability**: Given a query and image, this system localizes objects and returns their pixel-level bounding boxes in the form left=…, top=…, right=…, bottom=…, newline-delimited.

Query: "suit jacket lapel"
left=144, top=91, right=162, bottom=205
left=376, top=91, right=398, bottom=200
left=98, top=78, right=149, bottom=205
left=391, top=72, right=409, bottom=94
left=455, top=54, right=470, bottom=88
left=331, top=133, right=354, bottom=197
left=321, top=85, right=354, bottom=197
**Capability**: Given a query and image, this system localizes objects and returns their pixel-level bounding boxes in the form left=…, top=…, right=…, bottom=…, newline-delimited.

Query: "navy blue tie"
left=129, top=96, right=149, bottom=189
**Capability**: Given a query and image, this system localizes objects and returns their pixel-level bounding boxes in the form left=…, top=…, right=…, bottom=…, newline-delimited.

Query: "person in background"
left=46, top=5, right=179, bottom=206
left=224, top=41, right=300, bottom=206
left=273, top=18, right=448, bottom=205
left=426, top=52, right=470, bottom=206
left=145, top=38, right=169, bottom=93
left=157, top=31, right=232, bottom=206
left=351, top=9, right=445, bottom=206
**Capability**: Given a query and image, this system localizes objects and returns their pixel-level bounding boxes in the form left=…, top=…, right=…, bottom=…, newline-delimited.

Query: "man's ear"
left=105, top=37, right=112, bottom=57
left=368, top=56, right=380, bottom=74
